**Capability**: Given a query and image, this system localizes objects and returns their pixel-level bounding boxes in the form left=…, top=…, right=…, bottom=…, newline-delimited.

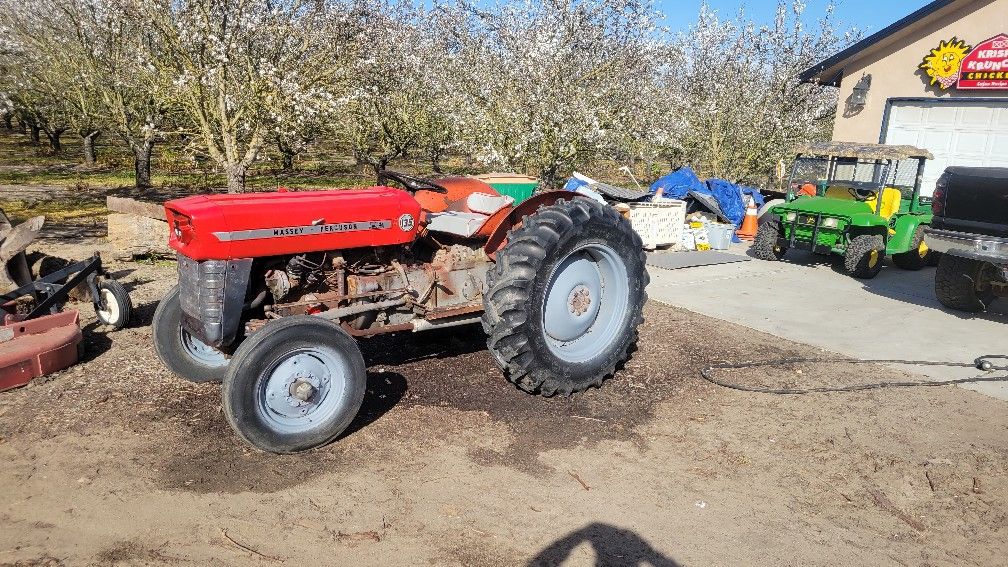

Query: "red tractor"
left=153, top=171, right=648, bottom=453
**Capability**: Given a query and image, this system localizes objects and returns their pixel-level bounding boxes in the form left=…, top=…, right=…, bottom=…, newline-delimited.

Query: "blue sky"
left=660, top=0, right=932, bottom=34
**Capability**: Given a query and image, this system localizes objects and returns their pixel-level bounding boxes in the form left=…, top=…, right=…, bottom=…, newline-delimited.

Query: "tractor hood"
left=164, top=187, right=422, bottom=261
left=772, top=197, right=873, bottom=218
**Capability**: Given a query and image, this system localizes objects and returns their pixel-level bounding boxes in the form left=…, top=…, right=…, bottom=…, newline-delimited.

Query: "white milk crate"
left=625, top=199, right=686, bottom=250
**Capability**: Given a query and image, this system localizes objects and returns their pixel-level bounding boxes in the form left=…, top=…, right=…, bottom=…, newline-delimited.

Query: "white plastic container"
left=625, top=199, right=686, bottom=250
left=705, top=223, right=735, bottom=250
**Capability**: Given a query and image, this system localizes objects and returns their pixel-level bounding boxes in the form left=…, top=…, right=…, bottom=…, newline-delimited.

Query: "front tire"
left=844, top=234, right=885, bottom=279
left=153, top=285, right=229, bottom=383
left=482, top=198, right=648, bottom=396
left=935, top=254, right=997, bottom=312
left=94, top=279, right=132, bottom=330
left=753, top=217, right=788, bottom=261
left=892, top=226, right=930, bottom=270
left=222, top=316, right=367, bottom=453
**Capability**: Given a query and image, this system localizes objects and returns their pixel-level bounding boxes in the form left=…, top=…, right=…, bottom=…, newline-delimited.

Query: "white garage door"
left=883, top=100, right=1008, bottom=196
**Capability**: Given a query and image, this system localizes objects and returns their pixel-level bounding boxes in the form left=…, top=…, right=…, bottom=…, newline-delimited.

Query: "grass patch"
left=0, top=196, right=107, bottom=225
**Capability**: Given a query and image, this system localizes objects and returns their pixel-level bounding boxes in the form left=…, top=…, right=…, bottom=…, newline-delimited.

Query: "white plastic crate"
left=625, top=199, right=686, bottom=250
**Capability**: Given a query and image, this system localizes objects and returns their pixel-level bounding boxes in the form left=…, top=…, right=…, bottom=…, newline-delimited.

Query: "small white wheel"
left=95, top=279, right=132, bottom=331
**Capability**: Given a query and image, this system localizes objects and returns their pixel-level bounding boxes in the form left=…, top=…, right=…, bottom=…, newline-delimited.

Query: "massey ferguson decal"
left=958, top=34, right=1008, bottom=90
left=920, top=34, right=1008, bottom=91
left=213, top=220, right=393, bottom=242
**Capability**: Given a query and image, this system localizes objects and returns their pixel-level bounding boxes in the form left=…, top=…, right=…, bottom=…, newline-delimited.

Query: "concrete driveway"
left=646, top=244, right=1008, bottom=400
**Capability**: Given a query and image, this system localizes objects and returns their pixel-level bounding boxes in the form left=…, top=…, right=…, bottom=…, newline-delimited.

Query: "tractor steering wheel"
left=377, top=170, right=449, bottom=194
left=847, top=186, right=878, bottom=202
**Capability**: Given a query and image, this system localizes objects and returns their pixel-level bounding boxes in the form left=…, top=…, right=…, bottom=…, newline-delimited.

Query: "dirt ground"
left=1, top=234, right=1006, bottom=567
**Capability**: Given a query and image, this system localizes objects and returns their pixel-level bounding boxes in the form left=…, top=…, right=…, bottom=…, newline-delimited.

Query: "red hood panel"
left=165, top=187, right=422, bottom=260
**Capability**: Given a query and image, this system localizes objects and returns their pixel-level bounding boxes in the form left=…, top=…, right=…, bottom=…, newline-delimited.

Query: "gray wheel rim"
left=180, top=327, right=228, bottom=367
left=542, top=242, right=630, bottom=363
left=256, top=346, right=352, bottom=434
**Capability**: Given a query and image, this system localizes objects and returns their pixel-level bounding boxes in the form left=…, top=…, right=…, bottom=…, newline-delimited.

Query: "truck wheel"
left=892, top=226, right=930, bottom=270
left=935, top=254, right=997, bottom=312
left=844, top=234, right=885, bottom=279
left=153, top=285, right=229, bottom=383
left=752, top=217, right=788, bottom=261
left=94, top=279, right=132, bottom=330
left=222, top=316, right=367, bottom=453
left=482, top=198, right=648, bottom=396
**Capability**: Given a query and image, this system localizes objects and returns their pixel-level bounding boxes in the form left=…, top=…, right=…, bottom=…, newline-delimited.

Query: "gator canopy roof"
left=796, top=141, right=934, bottom=161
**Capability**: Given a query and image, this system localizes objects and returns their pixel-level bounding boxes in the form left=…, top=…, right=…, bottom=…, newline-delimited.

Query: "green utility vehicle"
left=754, top=141, right=935, bottom=279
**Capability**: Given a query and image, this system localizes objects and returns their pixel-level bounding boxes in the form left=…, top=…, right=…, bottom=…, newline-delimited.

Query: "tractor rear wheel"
left=844, top=234, right=885, bottom=279
left=935, top=254, right=997, bottom=312
left=892, top=226, right=930, bottom=270
left=222, top=316, right=367, bottom=453
left=753, top=217, right=788, bottom=261
left=482, top=198, right=648, bottom=396
left=153, top=285, right=229, bottom=383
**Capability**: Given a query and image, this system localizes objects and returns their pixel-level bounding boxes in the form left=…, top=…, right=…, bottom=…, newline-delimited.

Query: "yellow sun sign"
left=920, top=37, right=972, bottom=89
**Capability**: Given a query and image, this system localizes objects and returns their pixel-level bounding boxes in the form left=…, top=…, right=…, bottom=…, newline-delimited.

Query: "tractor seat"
left=417, top=177, right=515, bottom=238
left=824, top=185, right=902, bottom=219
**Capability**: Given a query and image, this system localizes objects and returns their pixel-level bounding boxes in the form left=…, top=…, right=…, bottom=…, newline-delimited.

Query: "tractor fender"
left=484, top=191, right=588, bottom=259
left=887, top=214, right=930, bottom=251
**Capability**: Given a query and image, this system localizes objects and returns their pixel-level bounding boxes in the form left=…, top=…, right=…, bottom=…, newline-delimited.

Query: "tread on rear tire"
left=482, top=197, right=648, bottom=396
left=934, top=254, right=997, bottom=313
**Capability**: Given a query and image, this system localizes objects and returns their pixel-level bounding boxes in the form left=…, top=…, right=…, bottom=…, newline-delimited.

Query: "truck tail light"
left=167, top=208, right=194, bottom=245
left=931, top=174, right=947, bottom=216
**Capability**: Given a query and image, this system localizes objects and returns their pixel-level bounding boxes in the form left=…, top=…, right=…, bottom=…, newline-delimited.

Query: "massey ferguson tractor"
left=153, top=172, right=648, bottom=453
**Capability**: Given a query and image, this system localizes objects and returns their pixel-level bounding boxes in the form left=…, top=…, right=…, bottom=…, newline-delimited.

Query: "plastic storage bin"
left=626, top=199, right=686, bottom=250
left=705, top=223, right=734, bottom=250
left=474, top=173, right=539, bottom=205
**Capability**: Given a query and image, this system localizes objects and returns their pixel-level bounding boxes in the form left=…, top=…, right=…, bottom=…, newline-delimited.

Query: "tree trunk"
left=46, top=129, right=65, bottom=153
left=2, top=113, right=11, bottom=130
left=280, top=151, right=294, bottom=171
left=29, top=125, right=41, bottom=145
left=430, top=149, right=443, bottom=174
left=226, top=165, right=247, bottom=193
left=81, top=131, right=100, bottom=164
left=133, top=139, right=154, bottom=188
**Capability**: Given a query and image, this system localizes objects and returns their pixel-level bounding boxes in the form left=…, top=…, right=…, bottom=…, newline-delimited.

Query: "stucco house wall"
left=831, top=0, right=1008, bottom=143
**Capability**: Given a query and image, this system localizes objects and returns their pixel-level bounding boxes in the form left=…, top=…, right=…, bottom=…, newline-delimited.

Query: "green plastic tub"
left=474, top=173, right=539, bottom=205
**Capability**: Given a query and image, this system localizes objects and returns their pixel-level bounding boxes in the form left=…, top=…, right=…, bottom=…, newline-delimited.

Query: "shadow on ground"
left=528, top=523, right=680, bottom=566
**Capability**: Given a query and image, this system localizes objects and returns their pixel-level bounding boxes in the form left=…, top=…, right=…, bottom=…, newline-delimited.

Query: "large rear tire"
left=153, top=285, right=229, bottom=383
left=222, top=316, right=367, bottom=453
left=934, top=254, right=997, bottom=312
left=482, top=198, right=648, bottom=396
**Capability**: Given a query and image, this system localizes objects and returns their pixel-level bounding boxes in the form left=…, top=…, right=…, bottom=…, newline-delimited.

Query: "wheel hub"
left=290, top=379, right=316, bottom=402
left=260, top=349, right=346, bottom=427
left=568, top=285, right=592, bottom=315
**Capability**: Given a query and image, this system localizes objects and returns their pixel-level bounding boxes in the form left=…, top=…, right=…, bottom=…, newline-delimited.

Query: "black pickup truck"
left=925, top=166, right=1008, bottom=312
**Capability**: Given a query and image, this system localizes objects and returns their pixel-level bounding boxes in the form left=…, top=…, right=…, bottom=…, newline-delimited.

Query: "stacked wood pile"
left=106, top=196, right=172, bottom=258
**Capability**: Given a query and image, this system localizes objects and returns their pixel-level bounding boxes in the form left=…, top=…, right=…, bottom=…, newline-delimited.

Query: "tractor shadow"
left=528, top=523, right=680, bottom=567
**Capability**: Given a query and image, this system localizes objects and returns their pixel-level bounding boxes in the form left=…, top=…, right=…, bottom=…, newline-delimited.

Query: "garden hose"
left=699, top=355, right=1008, bottom=394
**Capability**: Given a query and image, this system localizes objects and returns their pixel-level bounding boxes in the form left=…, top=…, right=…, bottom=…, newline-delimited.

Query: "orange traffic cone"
left=736, top=196, right=758, bottom=240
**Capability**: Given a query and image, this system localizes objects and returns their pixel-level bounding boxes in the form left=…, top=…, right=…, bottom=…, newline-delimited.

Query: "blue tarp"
left=649, top=167, right=706, bottom=200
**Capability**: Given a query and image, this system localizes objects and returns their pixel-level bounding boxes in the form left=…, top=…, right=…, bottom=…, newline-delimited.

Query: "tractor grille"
left=177, top=255, right=227, bottom=345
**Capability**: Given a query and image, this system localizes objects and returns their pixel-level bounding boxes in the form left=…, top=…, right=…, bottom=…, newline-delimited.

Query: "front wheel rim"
left=256, top=346, right=351, bottom=434
left=180, top=328, right=228, bottom=367
left=541, top=243, right=630, bottom=363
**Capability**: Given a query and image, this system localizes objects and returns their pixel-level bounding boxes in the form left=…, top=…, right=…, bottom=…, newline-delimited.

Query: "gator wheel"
left=935, top=254, right=997, bottom=313
left=482, top=198, right=648, bottom=396
left=752, top=217, right=788, bottom=261
left=892, top=226, right=930, bottom=270
left=843, top=234, right=885, bottom=279
left=153, top=285, right=229, bottom=383
left=94, top=279, right=132, bottom=330
left=222, top=316, right=367, bottom=453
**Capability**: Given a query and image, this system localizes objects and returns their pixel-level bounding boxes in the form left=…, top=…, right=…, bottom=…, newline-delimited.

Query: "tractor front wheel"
left=222, top=316, right=367, bottom=453
left=753, top=217, right=788, bottom=261
left=482, top=198, right=648, bottom=396
left=892, top=226, right=930, bottom=270
left=844, top=234, right=885, bottom=279
left=153, top=285, right=230, bottom=383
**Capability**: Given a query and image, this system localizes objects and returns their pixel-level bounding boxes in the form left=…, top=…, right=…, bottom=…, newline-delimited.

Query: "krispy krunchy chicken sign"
left=920, top=34, right=1008, bottom=90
